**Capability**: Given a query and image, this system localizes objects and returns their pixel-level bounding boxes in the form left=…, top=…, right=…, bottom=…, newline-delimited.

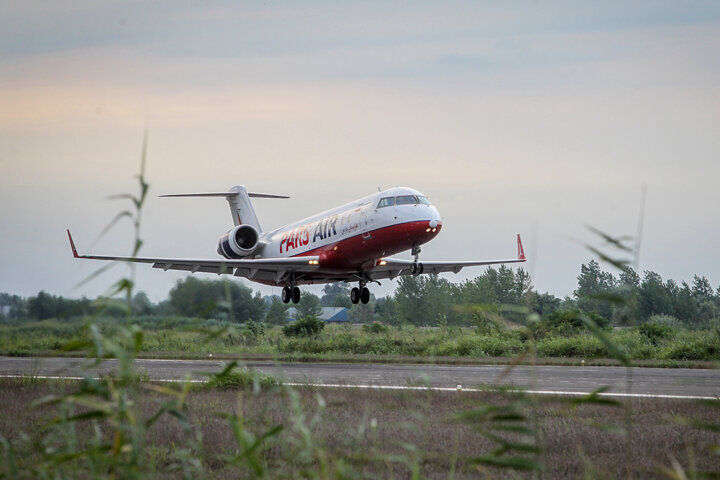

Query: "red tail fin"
left=67, top=229, right=79, bottom=258
left=517, top=234, right=526, bottom=261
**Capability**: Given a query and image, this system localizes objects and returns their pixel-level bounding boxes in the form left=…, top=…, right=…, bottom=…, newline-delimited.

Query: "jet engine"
left=217, top=224, right=260, bottom=258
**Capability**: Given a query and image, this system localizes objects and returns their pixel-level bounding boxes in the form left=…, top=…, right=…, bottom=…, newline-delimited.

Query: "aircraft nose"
left=428, top=205, right=441, bottom=225
left=418, top=205, right=442, bottom=241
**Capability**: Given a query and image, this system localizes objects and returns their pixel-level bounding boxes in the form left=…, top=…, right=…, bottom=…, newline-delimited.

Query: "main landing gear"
left=281, top=286, right=301, bottom=304
left=350, top=282, right=370, bottom=305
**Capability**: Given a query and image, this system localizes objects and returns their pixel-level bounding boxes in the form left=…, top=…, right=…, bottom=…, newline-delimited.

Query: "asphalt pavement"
left=1, top=356, right=718, bottom=398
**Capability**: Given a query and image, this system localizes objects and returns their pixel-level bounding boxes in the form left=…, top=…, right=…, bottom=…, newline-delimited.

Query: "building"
left=285, top=307, right=349, bottom=323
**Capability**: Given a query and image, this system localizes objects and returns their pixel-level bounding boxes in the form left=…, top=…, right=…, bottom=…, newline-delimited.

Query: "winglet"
left=517, top=234, right=526, bottom=261
left=67, top=229, right=79, bottom=258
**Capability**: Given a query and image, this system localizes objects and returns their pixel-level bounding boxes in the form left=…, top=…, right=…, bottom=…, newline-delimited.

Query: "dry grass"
left=1, top=378, right=717, bottom=479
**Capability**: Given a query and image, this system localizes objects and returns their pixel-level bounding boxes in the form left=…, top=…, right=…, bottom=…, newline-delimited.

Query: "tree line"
left=1, top=260, right=719, bottom=328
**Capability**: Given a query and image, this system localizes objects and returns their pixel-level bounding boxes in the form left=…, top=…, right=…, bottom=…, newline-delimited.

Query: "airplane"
left=67, top=185, right=526, bottom=305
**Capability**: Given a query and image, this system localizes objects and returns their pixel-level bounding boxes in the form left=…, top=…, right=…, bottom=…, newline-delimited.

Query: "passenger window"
left=377, top=197, right=395, bottom=208
left=417, top=196, right=431, bottom=205
left=395, top=195, right=418, bottom=205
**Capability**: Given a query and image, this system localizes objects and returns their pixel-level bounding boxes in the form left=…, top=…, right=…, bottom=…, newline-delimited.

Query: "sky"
left=1, top=1, right=719, bottom=302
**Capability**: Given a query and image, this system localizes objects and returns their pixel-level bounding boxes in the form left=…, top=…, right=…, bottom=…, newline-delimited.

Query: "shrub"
left=244, top=320, right=266, bottom=337
left=536, top=335, right=608, bottom=358
left=279, top=337, right=327, bottom=354
left=430, top=335, right=523, bottom=357
left=537, top=310, right=610, bottom=337
left=282, top=316, right=325, bottom=337
left=433, top=340, right=460, bottom=357
left=362, top=322, right=389, bottom=334
left=639, top=316, right=677, bottom=344
left=660, top=332, right=720, bottom=361
left=204, top=366, right=279, bottom=389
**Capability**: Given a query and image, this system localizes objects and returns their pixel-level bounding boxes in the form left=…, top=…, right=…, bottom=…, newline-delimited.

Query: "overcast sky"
left=1, top=1, right=719, bottom=301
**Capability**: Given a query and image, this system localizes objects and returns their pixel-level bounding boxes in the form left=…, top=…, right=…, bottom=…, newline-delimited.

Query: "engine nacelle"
left=217, top=224, right=260, bottom=259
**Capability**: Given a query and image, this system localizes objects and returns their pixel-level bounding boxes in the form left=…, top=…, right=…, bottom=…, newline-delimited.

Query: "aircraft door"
left=360, top=209, right=372, bottom=240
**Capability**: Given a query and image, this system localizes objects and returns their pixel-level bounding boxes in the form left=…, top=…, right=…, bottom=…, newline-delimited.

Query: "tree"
left=265, top=296, right=289, bottom=325
left=297, top=293, right=322, bottom=318
left=690, top=275, right=718, bottom=323
left=692, top=275, right=714, bottom=300
left=479, top=266, right=532, bottom=305
left=168, top=277, right=266, bottom=322
left=674, top=282, right=699, bottom=325
left=453, top=267, right=532, bottom=307
left=320, top=283, right=352, bottom=308
left=131, top=291, right=154, bottom=316
left=374, top=296, right=397, bottom=324
left=394, top=274, right=453, bottom=325
left=0, top=293, right=26, bottom=320
left=638, top=271, right=674, bottom=320
left=349, top=293, right=377, bottom=323
left=612, top=267, right=641, bottom=325
left=574, top=260, right=616, bottom=320
left=530, top=291, right=562, bottom=317
left=243, top=291, right=268, bottom=323
left=26, top=291, right=92, bottom=320
left=618, top=267, right=640, bottom=289
left=27, top=291, right=56, bottom=319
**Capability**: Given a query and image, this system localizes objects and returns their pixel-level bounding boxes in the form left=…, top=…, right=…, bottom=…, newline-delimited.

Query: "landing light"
left=308, top=259, right=319, bottom=265
left=379, top=260, right=387, bottom=266
left=425, top=228, right=431, bottom=232
left=432, top=228, right=436, bottom=232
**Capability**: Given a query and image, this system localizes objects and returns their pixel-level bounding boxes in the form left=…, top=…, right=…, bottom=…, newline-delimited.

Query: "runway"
left=1, top=356, right=718, bottom=399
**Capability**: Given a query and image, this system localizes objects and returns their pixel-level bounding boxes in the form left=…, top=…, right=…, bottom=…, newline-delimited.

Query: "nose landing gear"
left=411, top=244, right=424, bottom=275
left=281, top=286, right=301, bottom=304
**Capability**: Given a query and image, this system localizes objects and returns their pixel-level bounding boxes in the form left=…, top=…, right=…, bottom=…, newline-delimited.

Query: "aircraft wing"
left=66, top=230, right=320, bottom=281
left=369, top=234, right=526, bottom=279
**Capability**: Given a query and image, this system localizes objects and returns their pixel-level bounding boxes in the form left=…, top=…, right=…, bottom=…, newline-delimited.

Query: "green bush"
left=639, top=317, right=677, bottom=344
left=536, top=335, right=608, bottom=358
left=660, top=332, right=720, bottom=360
left=362, top=322, right=389, bottom=334
left=537, top=310, right=610, bottom=337
left=282, top=316, right=325, bottom=337
left=430, top=335, right=523, bottom=357
left=204, top=364, right=278, bottom=389
left=244, top=320, right=266, bottom=337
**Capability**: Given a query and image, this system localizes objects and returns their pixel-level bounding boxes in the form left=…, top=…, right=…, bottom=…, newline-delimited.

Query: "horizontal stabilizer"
left=160, top=192, right=289, bottom=199
left=248, top=192, right=290, bottom=199
left=160, top=185, right=288, bottom=230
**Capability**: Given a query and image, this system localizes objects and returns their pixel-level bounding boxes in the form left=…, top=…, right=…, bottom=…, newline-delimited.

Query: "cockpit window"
left=417, top=196, right=431, bottom=205
left=395, top=195, right=418, bottom=205
left=376, top=197, right=395, bottom=208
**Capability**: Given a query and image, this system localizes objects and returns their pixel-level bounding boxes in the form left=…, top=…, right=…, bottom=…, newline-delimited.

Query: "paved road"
left=1, top=356, right=718, bottom=398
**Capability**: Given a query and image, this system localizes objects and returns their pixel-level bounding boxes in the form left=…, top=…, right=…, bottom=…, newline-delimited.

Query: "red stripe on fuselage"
left=291, top=220, right=441, bottom=271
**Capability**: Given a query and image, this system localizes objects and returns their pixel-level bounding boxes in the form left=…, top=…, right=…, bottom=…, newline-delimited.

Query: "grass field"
left=1, top=377, right=718, bottom=479
left=1, top=316, right=718, bottom=366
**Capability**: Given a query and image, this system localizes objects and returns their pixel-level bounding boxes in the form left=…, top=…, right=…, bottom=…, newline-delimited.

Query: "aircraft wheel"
left=281, top=286, right=291, bottom=304
left=350, top=287, right=360, bottom=304
left=291, top=286, right=301, bottom=304
left=360, top=287, right=370, bottom=304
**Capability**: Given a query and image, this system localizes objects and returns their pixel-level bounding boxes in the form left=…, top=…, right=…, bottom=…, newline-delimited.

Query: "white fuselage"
left=259, top=187, right=441, bottom=258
